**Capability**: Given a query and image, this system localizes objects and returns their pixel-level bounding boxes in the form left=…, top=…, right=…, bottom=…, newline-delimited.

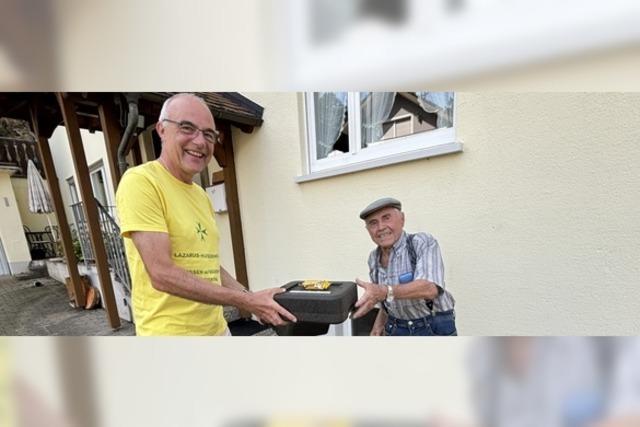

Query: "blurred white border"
left=277, top=0, right=640, bottom=88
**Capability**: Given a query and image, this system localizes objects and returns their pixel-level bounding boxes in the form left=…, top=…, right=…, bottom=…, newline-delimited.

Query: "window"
left=299, top=92, right=461, bottom=181
left=67, top=177, right=79, bottom=204
left=89, top=161, right=110, bottom=208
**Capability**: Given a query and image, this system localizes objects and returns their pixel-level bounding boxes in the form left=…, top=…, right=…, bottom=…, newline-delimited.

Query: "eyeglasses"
left=162, top=119, right=220, bottom=144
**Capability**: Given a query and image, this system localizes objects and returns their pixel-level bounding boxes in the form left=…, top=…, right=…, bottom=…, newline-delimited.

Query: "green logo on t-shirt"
left=196, top=222, right=208, bottom=241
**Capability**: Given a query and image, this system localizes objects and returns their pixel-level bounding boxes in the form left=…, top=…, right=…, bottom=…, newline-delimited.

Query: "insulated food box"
left=274, top=281, right=357, bottom=324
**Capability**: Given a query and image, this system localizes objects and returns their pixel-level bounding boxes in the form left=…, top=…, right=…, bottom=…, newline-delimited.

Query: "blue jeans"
left=385, top=310, right=457, bottom=336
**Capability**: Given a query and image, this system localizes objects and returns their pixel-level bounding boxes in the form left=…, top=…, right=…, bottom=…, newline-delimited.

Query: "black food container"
left=273, top=281, right=357, bottom=335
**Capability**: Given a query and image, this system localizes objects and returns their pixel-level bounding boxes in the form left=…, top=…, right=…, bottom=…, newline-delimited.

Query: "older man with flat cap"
left=352, top=197, right=457, bottom=336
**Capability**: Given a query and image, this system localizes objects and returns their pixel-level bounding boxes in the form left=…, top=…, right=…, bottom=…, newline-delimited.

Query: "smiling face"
left=156, top=95, right=215, bottom=183
left=364, top=206, right=405, bottom=249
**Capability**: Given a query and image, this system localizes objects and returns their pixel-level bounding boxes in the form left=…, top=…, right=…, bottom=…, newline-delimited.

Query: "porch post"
left=97, top=99, right=123, bottom=190
left=56, top=92, right=121, bottom=329
left=28, top=100, right=86, bottom=307
left=218, top=122, right=249, bottom=290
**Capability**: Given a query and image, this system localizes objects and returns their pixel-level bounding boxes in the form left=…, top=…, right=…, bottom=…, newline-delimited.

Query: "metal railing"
left=70, top=202, right=94, bottom=262
left=96, top=201, right=131, bottom=295
left=70, top=199, right=131, bottom=295
left=24, top=230, right=58, bottom=259
left=0, top=136, right=42, bottom=178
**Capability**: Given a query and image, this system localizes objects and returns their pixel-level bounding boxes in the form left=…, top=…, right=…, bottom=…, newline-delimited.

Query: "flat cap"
left=359, top=197, right=402, bottom=220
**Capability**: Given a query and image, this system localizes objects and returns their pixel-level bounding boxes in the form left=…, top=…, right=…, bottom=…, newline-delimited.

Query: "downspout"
left=117, top=93, right=140, bottom=175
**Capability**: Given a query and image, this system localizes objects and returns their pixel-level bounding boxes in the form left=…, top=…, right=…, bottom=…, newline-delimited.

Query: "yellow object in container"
left=301, top=280, right=332, bottom=290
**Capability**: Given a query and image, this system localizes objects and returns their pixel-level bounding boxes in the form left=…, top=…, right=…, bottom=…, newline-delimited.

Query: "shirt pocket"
left=398, top=271, right=414, bottom=284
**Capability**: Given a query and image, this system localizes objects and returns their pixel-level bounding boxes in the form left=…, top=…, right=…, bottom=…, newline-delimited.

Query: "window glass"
left=304, top=91, right=458, bottom=178
left=313, top=92, right=348, bottom=160
left=361, top=92, right=454, bottom=148
left=90, top=169, right=108, bottom=207
left=67, top=177, right=79, bottom=204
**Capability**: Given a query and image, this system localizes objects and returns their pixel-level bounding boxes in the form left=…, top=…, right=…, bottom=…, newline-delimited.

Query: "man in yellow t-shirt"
left=116, top=93, right=296, bottom=336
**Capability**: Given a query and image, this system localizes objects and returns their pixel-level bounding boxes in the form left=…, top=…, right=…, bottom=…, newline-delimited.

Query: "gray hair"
left=158, top=93, right=209, bottom=123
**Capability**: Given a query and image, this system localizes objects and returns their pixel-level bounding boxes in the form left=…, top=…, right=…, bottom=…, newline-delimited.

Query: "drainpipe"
left=117, top=93, right=140, bottom=175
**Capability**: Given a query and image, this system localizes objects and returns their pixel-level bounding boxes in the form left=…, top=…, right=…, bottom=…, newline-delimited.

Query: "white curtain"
left=26, top=159, right=55, bottom=238
left=415, top=92, right=454, bottom=128
left=314, top=92, right=347, bottom=159
left=27, top=159, right=53, bottom=214
left=361, top=92, right=396, bottom=146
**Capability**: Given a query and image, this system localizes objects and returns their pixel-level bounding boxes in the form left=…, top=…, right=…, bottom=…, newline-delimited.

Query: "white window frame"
left=67, top=176, right=79, bottom=204
left=297, top=92, right=463, bottom=183
left=89, top=161, right=112, bottom=209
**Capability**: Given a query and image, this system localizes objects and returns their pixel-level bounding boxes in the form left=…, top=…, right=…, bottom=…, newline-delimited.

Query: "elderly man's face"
left=365, top=207, right=405, bottom=249
left=156, top=95, right=215, bottom=183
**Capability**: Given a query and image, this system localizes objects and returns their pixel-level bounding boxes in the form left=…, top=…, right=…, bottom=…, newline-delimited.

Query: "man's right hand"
left=244, top=288, right=297, bottom=326
left=370, top=324, right=384, bottom=336
left=352, top=278, right=386, bottom=319
left=370, top=306, right=387, bottom=336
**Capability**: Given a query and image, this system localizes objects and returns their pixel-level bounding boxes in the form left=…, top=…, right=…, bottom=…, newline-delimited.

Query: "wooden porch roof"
left=0, top=92, right=264, bottom=137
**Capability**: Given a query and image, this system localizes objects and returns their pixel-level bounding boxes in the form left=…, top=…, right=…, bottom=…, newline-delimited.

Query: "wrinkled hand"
left=246, top=288, right=297, bottom=326
left=370, top=309, right=387, bottom=336
left=351, top=278, right=386, bottom=319
left=370, top=323, right=384, bottom=336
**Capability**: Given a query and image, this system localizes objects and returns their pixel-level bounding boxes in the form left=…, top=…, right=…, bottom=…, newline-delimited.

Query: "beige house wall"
left=0, top=172, right=31, bottom=274
left=10, top=177, right=56, bottom=232
left=48, top=126, right=117, bottom=225
left=232, top=92, right=640, bottom=335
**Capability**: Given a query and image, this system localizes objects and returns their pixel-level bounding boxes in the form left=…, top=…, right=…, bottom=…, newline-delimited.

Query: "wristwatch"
left=385, top=285, right=394, bottom=303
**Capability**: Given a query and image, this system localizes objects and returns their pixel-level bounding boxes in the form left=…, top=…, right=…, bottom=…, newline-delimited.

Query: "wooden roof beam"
left=28, top=98, right=85, bottom=307
left=56, top=92, right=121, bottom=330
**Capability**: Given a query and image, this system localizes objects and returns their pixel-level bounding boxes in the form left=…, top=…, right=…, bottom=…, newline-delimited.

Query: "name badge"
left=398, top=272, right=414, bottom=284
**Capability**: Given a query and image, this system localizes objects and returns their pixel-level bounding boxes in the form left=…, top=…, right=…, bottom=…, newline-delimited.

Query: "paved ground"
left=0, top=271, right=274, bottom=336
left=0, top=272, right=134, bottom=336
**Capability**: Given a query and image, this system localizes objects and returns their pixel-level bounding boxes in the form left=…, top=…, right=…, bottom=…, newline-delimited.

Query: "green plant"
left=55, top=241, right=63, bottom=258
left=72, top=238, right=84, bottom=261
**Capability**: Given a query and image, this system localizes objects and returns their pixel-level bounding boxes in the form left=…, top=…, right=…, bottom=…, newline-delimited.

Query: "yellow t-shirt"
left=116, top=161, right=226, bottom=336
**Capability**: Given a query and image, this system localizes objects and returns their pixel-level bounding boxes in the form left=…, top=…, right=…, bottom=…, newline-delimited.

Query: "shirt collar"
left=376, top=231, right=408, bottom=262
left=392, top=231, right=409, bottom=252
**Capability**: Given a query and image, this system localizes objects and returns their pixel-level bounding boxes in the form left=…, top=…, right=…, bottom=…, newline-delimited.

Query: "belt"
left=388, top=310, right=454, bottom=329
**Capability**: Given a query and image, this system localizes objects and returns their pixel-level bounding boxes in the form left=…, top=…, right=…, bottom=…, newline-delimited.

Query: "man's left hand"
left=244, top=288, right=297, bottom=326
left=352, top=278, right=386, bottom=319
